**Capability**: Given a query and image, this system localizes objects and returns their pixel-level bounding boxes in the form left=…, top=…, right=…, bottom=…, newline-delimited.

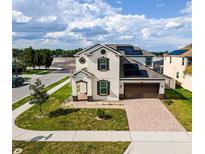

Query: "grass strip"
left=12, top=76, right=69, bottom=110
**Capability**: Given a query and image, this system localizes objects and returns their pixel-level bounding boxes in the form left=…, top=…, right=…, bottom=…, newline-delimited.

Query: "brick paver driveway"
left=124, top=99, right=185, bottom=131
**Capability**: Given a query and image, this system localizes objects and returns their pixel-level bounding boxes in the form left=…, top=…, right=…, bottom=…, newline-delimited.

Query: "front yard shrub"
left=96, top=109, right=106, bottom=119
left=165, top=100, right=173, bottom=105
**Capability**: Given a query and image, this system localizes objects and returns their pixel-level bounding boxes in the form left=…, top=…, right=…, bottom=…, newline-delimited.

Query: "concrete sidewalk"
left=124, top=141, right=192, bottom=154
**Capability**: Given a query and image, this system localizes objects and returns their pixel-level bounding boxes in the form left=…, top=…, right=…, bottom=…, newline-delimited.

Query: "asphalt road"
left=12, top=57, right=75, bottom=103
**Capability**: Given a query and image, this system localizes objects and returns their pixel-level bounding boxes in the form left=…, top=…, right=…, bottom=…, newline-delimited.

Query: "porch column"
left=71, top=78, right=77, bottom=101
left=87, top=78, right=92, bottom=101
left=159, top=80, right=165, bottom=99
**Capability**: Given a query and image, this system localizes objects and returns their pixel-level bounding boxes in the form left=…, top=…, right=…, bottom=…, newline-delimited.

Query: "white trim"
left=99, top=80, right=108, bottom=95
left=71, top=69, right=93, bottom=78
left=87, top=44, right=121, bottom=56
left=74, top=44, right=101, bottom=56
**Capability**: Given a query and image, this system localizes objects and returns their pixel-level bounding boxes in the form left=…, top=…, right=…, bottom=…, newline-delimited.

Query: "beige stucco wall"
left=89, top=47, right=120, bottom=101
left=163, top=56, right=191, bottom=91
left=74, top=45, right=120, bottom=101
left=181, top=74, right=192, bottom=91
left=163, top=56, right=187, bottom=80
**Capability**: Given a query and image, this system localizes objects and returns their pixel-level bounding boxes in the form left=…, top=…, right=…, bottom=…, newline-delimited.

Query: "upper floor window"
left=187, top=58, right=192, bottom=65
left=170, top=57, right=172, bottom=63
left=145, top=57, right=152, bottom=66
left=97, top=80, right=110, bottom=96
left=97, top=57, right=109, bottom=71
left=176, top=72, right=179, bottom=78
left=182, top=57, right=185, bottom=65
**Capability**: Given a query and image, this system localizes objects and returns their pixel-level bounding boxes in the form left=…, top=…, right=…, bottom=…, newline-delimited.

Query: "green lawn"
left=12, top=76, right=69, bottom=110
left=164, top=88, right=192, bottom=131
left=23, top=69, right=51, bottom=75
left=13, top=141, right=130, bottom=154
left=15, top=84, right=129, bottom=131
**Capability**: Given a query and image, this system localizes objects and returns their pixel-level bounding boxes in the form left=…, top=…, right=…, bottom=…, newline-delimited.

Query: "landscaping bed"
left=12, top=76, right=69, bottom=110
left=15, top=84, right=129, bottom=131
left=13, top=141, right=130, bottom=154
left=164, top=88, right=192, bottom=131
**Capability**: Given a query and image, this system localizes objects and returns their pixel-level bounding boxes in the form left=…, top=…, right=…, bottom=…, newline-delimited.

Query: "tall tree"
left=35, top=51, right=44, bottom=69
left=24, top=46, right=36, bottom=69
left=43, top=52, right=53, bottom=69
left=29, top=79, right=49, bottom=116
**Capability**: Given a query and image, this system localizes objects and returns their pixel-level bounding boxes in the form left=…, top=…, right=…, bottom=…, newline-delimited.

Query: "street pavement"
left=12, top=57, right=75, bottom=103
left=12, top=72, right=69, bottom=103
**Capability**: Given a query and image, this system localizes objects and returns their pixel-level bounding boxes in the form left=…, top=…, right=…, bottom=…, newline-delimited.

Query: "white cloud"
left=166, top=21, right=182, bottom=28
left=117, top=1, right=122, bottom=4
left=37, top=16, right=57, bottom=23
left=12, top=10, right=32, bottom=23
left=181, top=1, right=192, bottom=14
left=12, top=0, right=192, bottom=50
left=118, top=35, right=133, bottom=40
left=141, top=28, right=151, bottom=40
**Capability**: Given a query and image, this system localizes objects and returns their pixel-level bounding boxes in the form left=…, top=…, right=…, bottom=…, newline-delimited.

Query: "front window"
left=98, top=57, right=109, bottom=71
left=99, top=80, right=109, bottom=95
left=187, top=58, right=192, bottom=65
left=100, top=80, right=107, bottom=95
left=176, top=72, right=179, bottom=78
left=182, top=57, right=185, bottom=65
left=145, top=57, right=152, bottom=66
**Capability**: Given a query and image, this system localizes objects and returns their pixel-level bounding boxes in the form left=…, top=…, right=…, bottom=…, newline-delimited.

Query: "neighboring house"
left=153, top=57, right=164, bottom=74
left=71, top=44, right=166, bottom=101
left=163, top=44, right=192, bottom=91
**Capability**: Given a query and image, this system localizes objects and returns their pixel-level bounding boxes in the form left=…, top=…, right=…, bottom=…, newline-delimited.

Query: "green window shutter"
left=107, top=58, right=109, bottom=70
left=97, top=58, right=100, bottom=70
left=107, top=81, right=110, bottom=95
left=97, top=81, right=100, bottom=95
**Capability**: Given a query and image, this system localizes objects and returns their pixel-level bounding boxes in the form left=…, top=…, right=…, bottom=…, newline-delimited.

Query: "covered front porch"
left=71, top=69, right=93, bottom=101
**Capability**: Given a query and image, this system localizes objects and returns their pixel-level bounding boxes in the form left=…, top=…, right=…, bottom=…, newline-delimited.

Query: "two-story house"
left=163, top=44, right=192, bottom=91
left=71, top=44, right=166, bottom=101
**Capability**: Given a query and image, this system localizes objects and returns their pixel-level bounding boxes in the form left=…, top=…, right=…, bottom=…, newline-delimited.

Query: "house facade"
left=71, top=44, right=166, bottom=101
left=163, top=44, right=192, bottom=91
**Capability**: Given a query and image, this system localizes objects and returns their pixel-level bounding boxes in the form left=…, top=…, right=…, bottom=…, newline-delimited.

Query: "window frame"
left=182, top=57, right=185, bottom=65
left=187, top=58, right=192, bottom=65
left=176, top=72, right=179, bottom=78
left=98, top=57, right=109, bottom=71
left=99, top=80, right=108, bottom=95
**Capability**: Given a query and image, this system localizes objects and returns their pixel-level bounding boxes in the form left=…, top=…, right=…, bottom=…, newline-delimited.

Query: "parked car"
left=12, top=76, right=24, bottom=88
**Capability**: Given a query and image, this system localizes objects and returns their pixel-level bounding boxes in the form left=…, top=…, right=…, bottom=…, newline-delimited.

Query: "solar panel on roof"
left=168, top=50, right=187, bottom=55
left=134, top=50, right=143, bottom=55
left=117, top=46, right=142, bottom=55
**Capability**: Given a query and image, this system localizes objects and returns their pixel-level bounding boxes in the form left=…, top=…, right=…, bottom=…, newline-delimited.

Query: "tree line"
left=13, top=47, right=82, bottom=70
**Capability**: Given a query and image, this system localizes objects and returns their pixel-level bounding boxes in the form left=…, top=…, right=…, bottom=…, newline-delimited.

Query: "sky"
left=12, top=0, right=192, bottom=51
